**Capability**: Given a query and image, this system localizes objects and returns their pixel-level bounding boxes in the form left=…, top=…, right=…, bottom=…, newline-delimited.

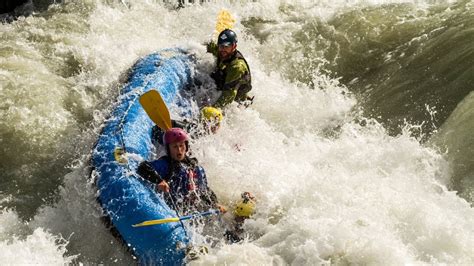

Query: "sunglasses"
left=218, top=43, right=233, bottom=49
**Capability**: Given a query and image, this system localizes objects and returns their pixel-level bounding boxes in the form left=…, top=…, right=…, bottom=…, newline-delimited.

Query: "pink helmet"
left=163, top=128, right=189, bottom=146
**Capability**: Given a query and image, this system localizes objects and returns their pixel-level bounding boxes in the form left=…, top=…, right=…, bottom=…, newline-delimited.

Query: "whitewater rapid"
left=1, top=0, right=473, bottom=264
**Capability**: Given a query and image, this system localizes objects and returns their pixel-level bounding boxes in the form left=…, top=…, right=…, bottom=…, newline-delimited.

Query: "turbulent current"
left=1, top=0, right=473, bottom=264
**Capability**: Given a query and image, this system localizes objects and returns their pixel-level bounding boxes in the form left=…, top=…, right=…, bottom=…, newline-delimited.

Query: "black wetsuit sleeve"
left=200, top=186, right=219, bottom=208
left=207, top=189, right=219, bottom=206
left=172, top=119, right=187, bottom=129
left=173, top=119, right=199, bottom=133
left=137, top=161, right=163, bottom=184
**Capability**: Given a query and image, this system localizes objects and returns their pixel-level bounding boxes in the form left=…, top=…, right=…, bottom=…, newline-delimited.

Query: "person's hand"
left=216, top=204, right=227, bottom=213
left=157, top=180, right=170, bottom=193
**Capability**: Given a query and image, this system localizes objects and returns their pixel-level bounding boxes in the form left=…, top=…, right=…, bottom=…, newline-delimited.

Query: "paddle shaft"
left=180, top=209, right=220, bottom=221
left=133, top=209, right=220, bottom=227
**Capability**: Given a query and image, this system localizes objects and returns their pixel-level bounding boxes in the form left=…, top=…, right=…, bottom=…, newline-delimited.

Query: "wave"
left=246, top=0, right=474, bottom=137
left=430, top=91, right=474, bottom=203
left=242, top=0, right=474, bottom=203
left=1, top=0, right=474, bottom=264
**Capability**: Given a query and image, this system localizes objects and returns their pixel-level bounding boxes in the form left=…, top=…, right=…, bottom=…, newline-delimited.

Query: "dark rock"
left=0, top=0, right=28, bottom=14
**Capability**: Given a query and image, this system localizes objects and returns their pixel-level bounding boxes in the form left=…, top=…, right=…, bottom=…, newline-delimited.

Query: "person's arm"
left=203, top=188, right=227, bottom=213
left=214, top=89, right=238, bottom=108
left=137, top=161, right=170, bottom=192
left=213, top=59, right=249, bottom=108
left=137, top=161, right=163, bottom=183
left=173, top=119, right=198, bottom=133
left=206, top=41, right=218, bottom=57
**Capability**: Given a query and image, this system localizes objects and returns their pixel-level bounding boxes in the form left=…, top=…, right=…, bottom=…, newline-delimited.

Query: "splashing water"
left=1, top=0, right=473, bottom=264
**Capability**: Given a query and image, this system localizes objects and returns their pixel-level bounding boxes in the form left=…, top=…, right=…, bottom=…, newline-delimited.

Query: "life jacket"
left=146, top=156, right=217, bottom=212
left=155, top=156, right=201, bottom=196
left=211, top=50, right=252, bottom=95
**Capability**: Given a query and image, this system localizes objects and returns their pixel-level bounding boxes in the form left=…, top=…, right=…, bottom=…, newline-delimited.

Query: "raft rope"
left=168, top=193, right=189, bottom=238
left=116, top=90, right=142, bottom=172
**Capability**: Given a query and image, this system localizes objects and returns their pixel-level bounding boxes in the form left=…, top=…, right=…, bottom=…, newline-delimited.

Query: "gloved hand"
left=241, top=192, right=255, bottom=201
left=216, top=204, right=227, bottom=213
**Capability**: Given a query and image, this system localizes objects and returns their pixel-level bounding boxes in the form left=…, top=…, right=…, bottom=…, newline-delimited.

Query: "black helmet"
left=217, top=29, right=237, bottom=46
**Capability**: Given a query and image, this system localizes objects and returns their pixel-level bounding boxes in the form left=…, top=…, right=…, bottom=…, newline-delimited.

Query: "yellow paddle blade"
left=132, top=217, right=180, bottom=227
left=214, top=9, right=235, bottom=37
left=139, top=90, right=172, bottom=131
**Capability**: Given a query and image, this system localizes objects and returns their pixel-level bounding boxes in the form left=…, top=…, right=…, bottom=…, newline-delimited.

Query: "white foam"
left=1, top=0, right=473, bottom=264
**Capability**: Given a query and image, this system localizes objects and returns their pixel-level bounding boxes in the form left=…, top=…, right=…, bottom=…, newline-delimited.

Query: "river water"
left=1, top=0, right=473, bottom=264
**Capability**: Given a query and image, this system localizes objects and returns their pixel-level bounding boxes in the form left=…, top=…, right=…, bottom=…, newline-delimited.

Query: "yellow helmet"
left=201, top=106, right=223, bottom=123
left=233, top=192, right=256, bottom=218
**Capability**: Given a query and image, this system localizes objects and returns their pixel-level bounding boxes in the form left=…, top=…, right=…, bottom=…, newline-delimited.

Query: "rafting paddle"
left=214, top=9, right=235, bottom=37
left=139, top=90, right=172, bottom=131
left=132, top=209, right=220, bottom=227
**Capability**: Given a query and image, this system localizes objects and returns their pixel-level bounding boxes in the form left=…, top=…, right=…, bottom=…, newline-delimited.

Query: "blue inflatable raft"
left=91, top=48, right=195, bottom=265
